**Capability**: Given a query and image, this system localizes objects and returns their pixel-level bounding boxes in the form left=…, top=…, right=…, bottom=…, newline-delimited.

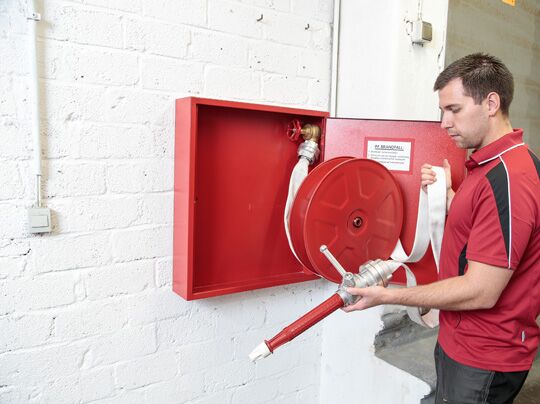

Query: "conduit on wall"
left=26, top=0, right=51, bottom=233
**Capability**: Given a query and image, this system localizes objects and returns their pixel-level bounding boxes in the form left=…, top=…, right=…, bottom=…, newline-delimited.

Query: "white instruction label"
left=366, top=140, right=412, bottom=172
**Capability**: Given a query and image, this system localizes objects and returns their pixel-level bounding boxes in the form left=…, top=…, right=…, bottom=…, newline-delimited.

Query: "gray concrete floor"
left=375, top=315, right=540, bottom=403
left=515, top=359, right=540, bottom=404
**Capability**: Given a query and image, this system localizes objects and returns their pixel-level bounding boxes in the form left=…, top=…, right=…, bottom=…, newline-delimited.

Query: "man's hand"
left=421, top=159, right=454, bottom=211
left=421, top=159, right=452, bottom=192
left=341, top=286, right=388, bottom=312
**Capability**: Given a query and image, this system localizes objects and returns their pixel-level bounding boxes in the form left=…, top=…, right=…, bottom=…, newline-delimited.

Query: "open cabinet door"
left=324, top=118, right=467, bottom=285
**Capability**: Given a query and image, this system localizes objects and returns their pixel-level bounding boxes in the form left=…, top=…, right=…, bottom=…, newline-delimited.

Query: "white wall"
left=321, top=1, right=449, bottom=402
left=0, top=0, right=334, bottom=403
left=334, top=0, right=448, bottom=122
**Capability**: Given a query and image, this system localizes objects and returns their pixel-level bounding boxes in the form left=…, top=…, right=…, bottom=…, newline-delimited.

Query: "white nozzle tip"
left=249, top=342, right=272, bottom=362
left=320, top=245, right=327, bottom=252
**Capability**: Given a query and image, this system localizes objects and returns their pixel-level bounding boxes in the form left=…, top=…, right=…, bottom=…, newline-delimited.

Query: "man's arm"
left=343, top=260, right=513, bottom=312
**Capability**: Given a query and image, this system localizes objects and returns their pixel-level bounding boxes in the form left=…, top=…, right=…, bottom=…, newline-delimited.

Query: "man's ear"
left=486, top=92, right=501, bottom=116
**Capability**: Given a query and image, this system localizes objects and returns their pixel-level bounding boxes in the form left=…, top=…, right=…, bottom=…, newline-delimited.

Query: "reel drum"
left=290, top=157, right=404, bottom=283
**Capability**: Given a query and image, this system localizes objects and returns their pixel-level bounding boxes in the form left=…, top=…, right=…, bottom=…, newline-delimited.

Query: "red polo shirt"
left=438, top=129, right=540, bottom=372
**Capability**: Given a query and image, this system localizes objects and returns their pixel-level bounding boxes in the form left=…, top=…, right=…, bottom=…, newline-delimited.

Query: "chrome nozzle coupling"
left=337, top=259, right=395, bottom=306
left=298, top=140, right=320, bottom=164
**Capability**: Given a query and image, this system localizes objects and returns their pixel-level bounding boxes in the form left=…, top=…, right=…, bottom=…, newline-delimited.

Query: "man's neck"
left=481, top=116, right=513, bottom=148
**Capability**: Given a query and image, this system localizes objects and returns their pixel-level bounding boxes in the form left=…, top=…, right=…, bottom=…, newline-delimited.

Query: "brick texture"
left=0, top=0, right=332, bottom=402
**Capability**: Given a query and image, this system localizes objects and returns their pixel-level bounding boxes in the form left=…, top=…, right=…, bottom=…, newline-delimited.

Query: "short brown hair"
left=434, top=53, right=514, bottom=116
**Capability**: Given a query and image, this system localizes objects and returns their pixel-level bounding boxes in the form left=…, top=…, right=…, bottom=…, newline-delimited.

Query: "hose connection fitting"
left=298, top=140, right=320, bottom=164
left=287, top=119, right=322, bottom=164
left=299, top=123, right=321, bottom=143
left=337, top=259, right=395, bottom=306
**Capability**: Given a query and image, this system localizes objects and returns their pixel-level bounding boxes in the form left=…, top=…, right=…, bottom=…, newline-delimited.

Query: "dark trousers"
left=434, top=343, right=529, bottom=404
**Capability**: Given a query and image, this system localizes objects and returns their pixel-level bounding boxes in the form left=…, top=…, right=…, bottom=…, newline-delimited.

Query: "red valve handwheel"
left=286, top=119, right=302, bottom=141
left=290, top=157, right=403, bottom=283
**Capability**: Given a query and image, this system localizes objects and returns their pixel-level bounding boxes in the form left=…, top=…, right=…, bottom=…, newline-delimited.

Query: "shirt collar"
left=465, top=129, right=524, bottom=170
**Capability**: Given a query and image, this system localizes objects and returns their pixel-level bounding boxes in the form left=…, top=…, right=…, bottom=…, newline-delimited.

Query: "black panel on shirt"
left=458, top=243, right=467, bottom=276
left=485, top=162, right=510, bottom=261
left=528, top=150, right=540, bottom=180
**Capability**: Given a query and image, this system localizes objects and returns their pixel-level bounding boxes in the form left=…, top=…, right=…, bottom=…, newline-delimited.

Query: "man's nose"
left=440, top=114, right=452, bottom=130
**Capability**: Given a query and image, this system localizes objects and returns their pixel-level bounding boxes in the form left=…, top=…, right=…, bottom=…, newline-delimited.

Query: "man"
left=344, top=53, right=540, bottom=403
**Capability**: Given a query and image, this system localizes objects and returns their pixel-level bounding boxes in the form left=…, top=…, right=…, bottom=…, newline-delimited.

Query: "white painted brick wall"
left=125, top=18, right=191, bottom=58
left=0, top=0, right=333, bottom=402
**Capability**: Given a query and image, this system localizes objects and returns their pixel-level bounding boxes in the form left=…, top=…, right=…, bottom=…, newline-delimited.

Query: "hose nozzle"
left=249, top=342, right=272, bottom=362
left=249, top=248, right=401, bottom=362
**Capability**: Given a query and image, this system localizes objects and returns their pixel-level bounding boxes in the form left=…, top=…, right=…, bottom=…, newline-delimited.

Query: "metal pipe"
left=35, top=175, right=42, bottom=207
left=330, top=0, right=341, bottom=117
left=27, top=0, right=42, bottom=207
left=320, top=245, right=347, bottom=277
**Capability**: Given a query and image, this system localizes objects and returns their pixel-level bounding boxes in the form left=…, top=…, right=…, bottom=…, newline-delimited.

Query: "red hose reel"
left=249, top=156, right=406, bottom=361
left=289, top=156, right=404, bottom=283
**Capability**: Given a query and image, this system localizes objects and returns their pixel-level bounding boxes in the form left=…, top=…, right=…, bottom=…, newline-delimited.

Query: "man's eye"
left=451, top=108, right=460, bottom=113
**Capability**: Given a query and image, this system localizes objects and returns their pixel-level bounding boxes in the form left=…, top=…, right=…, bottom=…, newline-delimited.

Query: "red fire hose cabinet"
left=173, top=97, right=466, bottom=301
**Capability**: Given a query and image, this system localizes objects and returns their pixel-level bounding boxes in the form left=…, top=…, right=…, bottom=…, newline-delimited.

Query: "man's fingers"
left=443, top=159, right=452, bottom=178
left=443, top=158, right=452, bottom=189
left=342, top=286, right=387, bottom=312
left=421, top=172, right=437, bottom=190
left=341, top=298, right=368, bottom=312
left=345, top=287, right=372, bottom=301
left=421, top=160, right=452, bottom=192
left=346, top=287, right=365, bottom=296
left=421, top=167, right=437, bottom=181
left=421, top=163, right=438, bottom=189
left=443, top=158, right=451, bottom=170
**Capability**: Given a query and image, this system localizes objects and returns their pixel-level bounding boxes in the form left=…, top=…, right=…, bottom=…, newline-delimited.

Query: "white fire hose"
left=284, top=139, right=447, bottom=328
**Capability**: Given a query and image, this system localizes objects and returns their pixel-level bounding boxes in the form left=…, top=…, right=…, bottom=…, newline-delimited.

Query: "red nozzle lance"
left=248, top=250, right=400, bottom=362
left=249, top=293, right=344, bottom=362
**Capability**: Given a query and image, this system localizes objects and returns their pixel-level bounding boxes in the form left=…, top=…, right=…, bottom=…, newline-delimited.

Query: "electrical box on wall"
left=411, top=20, right=433, bottom=45
left=173, top=97, right=466, bottom=301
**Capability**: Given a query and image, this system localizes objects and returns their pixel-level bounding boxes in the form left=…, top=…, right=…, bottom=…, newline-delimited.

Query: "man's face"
left=438, top=78, right=490, bottom=149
